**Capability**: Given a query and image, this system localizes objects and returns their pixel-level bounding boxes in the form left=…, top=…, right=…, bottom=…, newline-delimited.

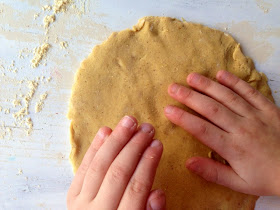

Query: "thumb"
left=146, top=189, right=166, bottom=210
left=186, top=157, right=250, bottom=194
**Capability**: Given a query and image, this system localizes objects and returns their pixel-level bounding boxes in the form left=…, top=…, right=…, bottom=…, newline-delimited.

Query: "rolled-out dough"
left=68, top=16, right=273, bottom=209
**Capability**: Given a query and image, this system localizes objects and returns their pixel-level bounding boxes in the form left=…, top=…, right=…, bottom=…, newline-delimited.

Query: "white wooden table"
left=0, top=0, right=279, bottom=209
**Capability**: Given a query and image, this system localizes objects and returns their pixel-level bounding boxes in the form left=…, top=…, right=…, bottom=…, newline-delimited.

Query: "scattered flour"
left=13, top=99, right=22, bottom=107
left=34, top=13, right=40, bottom=20
left=31, top=43, right=50, bottom=68
left=43, top=15, right=56, bottom=28
left=17, top=169, right=23, bottom=175
left=53, top=0, right=72, bottom=13
left=25, top=117, right=33, bottom=135
left=13, top=80, right=39, bottom=134
left=60, top=41, right=68, bottom=49
left=42, top=5, right=52, bottom=11
left=4, top=108, right=10, bottom=114
left=35, top=92, right=48, bottom=113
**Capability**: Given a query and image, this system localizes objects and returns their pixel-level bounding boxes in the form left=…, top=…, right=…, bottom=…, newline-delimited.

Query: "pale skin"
left=67, top=70, right=280, bottom=210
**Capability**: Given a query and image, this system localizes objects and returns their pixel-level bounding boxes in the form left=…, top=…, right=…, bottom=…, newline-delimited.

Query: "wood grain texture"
left=0, top=0, right=279, bottom=209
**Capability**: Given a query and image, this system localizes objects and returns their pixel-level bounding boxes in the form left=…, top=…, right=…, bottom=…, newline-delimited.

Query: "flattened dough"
left=68, top=16, right=273, bottom=209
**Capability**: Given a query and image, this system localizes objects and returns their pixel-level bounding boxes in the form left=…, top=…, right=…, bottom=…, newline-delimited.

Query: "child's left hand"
left=67, top=116, right=165, bottom=210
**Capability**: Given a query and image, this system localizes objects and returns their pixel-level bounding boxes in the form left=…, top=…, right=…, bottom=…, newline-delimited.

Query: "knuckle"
left=246, top=87, right=258, bottom=99
left=208, top=104, right=220, bottom=117
left=129, top=178, right=151, bottom=195
left=231, top=140, right=246, bottom=158
left=88, top=157, right=107, bottom=176
left=204, top=167, right=219, bottom=183
left=197, top=123, right=208, bottom=135
left=110, top=164, right=130, bottom=182
left=175, top=109, right=186, bottom=122
left=237, top=126, right=247, bottom=135
left=178, top=87, right=192, bottom=100
left=202, top=77, right=211, bottom=88
left=231, top=76, right=240, bottom=88
left=226, top=92, right=239, bottom=104
left=272, top=108, right=280, bottom=121
left=78, top=162, right=90, bottom=176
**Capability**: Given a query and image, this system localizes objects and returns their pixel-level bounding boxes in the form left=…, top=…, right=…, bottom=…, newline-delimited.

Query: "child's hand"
left=165, top=70, right=280, bottom=196
left=67, top=116, right=165, bottom=210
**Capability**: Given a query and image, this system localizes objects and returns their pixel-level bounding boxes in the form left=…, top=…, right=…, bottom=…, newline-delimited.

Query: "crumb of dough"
left=7, top=60, right=18, bottom=73
left=25, top=117, right=33, bottom=135
left=13, top=99, right=22, bottom=107
left=53, top=0, right=71, bottom=14
left=25, top=81, right=39, bottom=104
left=35, top=92, right=48, bottom=113
left=19, top=51, right=24, bottom=59
left=6, top=127, right=12, bottom=138
left=46, top=77, right=52, bottom=82
left=0, top=132, right=5, bottom=139
left=13, top=108, right=28, bottom=120
left=34, top=13, right=40, bottom=20
left=4, top=108, right=10, bottom=114
left=42, top=5, right=52, bottom=11
left=43, top=14, right=56, bottom=28
left=60, top=41, right=68, bottom=49
left=18, top=48, right=32, bottom=59
left=0, top=106, right=2, bottom=112
left=45, top=29, right=49, bottom=36
left=13, top=81, right=38, bottom=134
left=132, top=18, right=146, bottom=31
left=31, top=43, right=50, bottom=68
left=17, top=169, right=23, bottom=175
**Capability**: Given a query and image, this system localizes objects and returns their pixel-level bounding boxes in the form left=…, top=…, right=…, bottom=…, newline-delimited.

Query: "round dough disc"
left=68, top=16, right=273, bottom=209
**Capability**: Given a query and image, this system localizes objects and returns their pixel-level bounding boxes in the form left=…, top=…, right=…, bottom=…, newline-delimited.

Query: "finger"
left=216, top=70, right=274, bottom=111
left=94, top=123, right=155, bottom=209
left=186, top=157, right=250, bottom=194
left=168, top=83, right=241, bottom=132
left=118, top=140, right=163, bottom=210
left=146, top=189, right=166, bottom=210
left=81, top=116, right=137, bottom=200
left=186, top=73, right=255, bottom=117
left=68, top=126, right=112, bottom=197
left=164, top=106, right=230, bottom=158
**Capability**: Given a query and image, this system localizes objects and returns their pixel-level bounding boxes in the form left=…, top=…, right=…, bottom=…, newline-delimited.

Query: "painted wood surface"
left=0, top=0, right=279, bottom=209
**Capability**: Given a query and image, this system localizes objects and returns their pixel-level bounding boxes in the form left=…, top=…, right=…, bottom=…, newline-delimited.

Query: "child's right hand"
left=165, top=70, right=280, bottom=196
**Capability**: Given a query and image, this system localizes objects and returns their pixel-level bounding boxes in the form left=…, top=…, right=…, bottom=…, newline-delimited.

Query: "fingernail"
left=186, top=159, right=201, bottom=173
left=170, top=83, right=179, bottom=94
left=164, top=106, right=174, bottom=114
left=150, top=140, right=162, bottom=148
left=140, top=123, right=154, bottom=134
left=149, top=190, right=165, bottom=210
left=97, top=129, right=106, bottom=139
left=217, top=70, right=229, bottom=80
left=188, top=73, right=200, bottom=84
left=121, top=116, right=136, bottom=128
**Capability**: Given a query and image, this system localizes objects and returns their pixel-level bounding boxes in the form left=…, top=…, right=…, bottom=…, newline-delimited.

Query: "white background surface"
left=0, top=0, right=279, bottom=209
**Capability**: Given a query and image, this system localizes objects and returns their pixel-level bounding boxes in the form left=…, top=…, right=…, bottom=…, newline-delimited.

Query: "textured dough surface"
left=68, top=16, right=273, bottom=209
